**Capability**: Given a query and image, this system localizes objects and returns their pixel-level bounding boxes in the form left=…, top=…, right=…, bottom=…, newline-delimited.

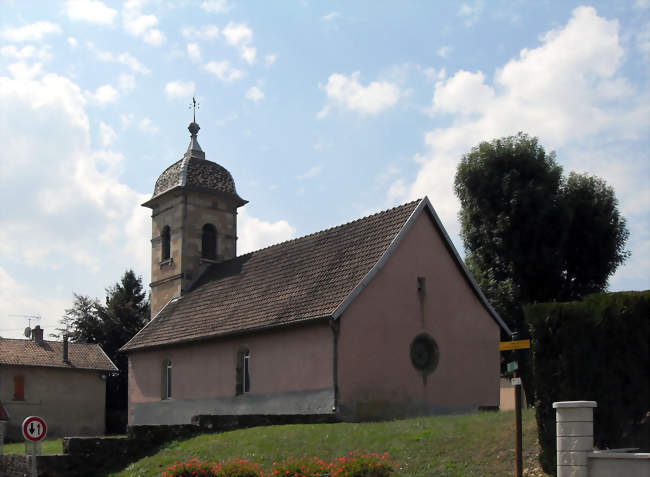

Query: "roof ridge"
left=237, top=198, right=423, bottom=258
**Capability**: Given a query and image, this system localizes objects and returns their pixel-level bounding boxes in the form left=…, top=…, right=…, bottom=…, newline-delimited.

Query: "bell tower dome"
left=143, top=114, right=247, bottom=317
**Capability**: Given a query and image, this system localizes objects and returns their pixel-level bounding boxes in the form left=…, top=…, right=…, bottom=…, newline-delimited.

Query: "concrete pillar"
left=553, top=400, right=597, bottom=477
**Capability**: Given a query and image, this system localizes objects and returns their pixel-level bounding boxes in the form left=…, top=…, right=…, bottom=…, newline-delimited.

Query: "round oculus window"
left=410, top=333, right=439, bottom=374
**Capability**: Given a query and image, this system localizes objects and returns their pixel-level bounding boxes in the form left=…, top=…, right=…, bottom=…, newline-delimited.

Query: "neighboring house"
left=121, top=120, right=512, bottom=426
left=0, top=326, right=117, bottom=440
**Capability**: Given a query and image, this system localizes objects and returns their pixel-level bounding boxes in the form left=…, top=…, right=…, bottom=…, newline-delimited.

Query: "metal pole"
left=511, top=331, right=523, bottom=477
left=515, top=376, right=522, bottom=477
left=31, top=441, right=37, bottom=477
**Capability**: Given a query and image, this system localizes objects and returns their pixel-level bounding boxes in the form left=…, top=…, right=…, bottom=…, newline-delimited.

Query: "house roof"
left=0, top=338, right=118, bottom=372
left=122, top=197, right=510, bottom=352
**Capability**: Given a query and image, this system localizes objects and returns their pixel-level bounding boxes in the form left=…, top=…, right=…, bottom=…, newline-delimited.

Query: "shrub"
left=526, top=291, right=649, bottom=475
left=163, top=452, right=395, bottom=477
left=163, top=458, right=262, bottom=477
left=270, top=456, right=330, bottom=476
left=328, top=451, right=394, bottom=477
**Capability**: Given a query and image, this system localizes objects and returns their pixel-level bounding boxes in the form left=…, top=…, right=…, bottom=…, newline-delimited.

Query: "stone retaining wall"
left=0, top=413, right=338, bottom=476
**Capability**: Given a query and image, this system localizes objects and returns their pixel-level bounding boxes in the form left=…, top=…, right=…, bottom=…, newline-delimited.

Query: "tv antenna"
left=8, top=314, right=41, bottom=337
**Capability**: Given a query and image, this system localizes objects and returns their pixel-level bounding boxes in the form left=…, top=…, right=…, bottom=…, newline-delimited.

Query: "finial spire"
left=186, top=96, right=203, bottom=155
left=189, top=96, right=201, bottom=123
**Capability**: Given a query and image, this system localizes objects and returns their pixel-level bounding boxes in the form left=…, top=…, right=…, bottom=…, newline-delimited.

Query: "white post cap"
left=553, top=401, right=597, bottom=408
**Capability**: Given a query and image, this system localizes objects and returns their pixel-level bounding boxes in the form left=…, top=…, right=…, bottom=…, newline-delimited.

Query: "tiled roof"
left=122, top=199, right=422, bottom=351
left=0, top=339, right=118, bottom=371
left=152, top=156, right=243, bottom=200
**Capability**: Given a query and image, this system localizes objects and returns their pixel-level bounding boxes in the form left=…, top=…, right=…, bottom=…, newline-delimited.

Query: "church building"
left=121, top=119, right=511, bottom=426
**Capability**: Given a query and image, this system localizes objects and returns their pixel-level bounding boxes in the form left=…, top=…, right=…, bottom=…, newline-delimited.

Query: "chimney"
left=63, top=335, right=70, bottom=364
left=32, top=325, right=44, bottom=342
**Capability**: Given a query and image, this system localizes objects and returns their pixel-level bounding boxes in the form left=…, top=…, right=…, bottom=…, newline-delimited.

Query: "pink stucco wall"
left=128, top=321, right=333, bottom=424
left=337, top=210, right=500, bottom=419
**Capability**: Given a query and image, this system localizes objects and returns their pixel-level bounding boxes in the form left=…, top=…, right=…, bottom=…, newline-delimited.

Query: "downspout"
left=330, top=318, right=340, bottom=415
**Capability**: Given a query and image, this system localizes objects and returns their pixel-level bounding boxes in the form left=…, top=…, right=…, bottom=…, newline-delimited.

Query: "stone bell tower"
left=143, top=115, right=247, bottom=317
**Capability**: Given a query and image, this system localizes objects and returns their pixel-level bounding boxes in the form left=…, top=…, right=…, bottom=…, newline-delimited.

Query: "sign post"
left=22, top=416, right=47, bottom=477
left=500, top=334, right=530, bottom=477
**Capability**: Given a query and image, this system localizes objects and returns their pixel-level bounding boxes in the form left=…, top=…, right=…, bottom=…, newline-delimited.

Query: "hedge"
left=526, top=291, right=649, bottom=475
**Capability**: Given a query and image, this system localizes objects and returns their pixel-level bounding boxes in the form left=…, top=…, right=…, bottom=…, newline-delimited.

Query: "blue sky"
left=1, top=0, right=648, bottom=338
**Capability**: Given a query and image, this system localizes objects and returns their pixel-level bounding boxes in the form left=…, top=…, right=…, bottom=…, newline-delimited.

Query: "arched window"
left=161, top=358, right=172, bottom=399
left=201, top=224, right=217, bottom=260
left=235, top=348, right=250, bottom=395
left=161, top=226, right=171, bottom=261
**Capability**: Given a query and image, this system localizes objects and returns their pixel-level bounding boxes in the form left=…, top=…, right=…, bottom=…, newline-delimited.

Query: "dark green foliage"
left=454, top=132, right=630, bottom=334
left=58, top=270, right=149, bottom=432
left=527, top=291, right=650, bottom=474
left=559, top=173, right=630, bottom=300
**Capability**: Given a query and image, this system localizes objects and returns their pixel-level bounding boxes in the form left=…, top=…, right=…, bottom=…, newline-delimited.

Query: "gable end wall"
left=337, top=211, right=500, bottom=420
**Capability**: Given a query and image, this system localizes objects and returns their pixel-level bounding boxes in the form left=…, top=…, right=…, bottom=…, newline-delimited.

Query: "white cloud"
left=2, top=21, right=62, bottom=42
left=86, top=84, right=119, bottom=105
left=322, top=12, right=340, bottom=21
left=99, top=122, right=116, bottom=146
left=0, top=72, right=151, bottom=338
left=203, top=60, right=244, bottom=82
left=201, top=0, right=231, bottom=13
left=91, top=46, right=150, bottom=74
left=392, top=6, right=649, bottom=289
left=122, top=2, right=166, bottom=46
left=222, top=21, right=256, bottom=63
left=165, top=80, right=195, bottom=99
left=432, top=70, right=495, bottom=115
left=237, top=208, right=296, bottom=255
left=422, top=66, right=447, bottom=82
left=296, top=165, right=323, bottom=179
left=318, top=71, right=401, bottom=116
left=120, top=113, right=134, bottom=129
left=245, top=85, right=264, bottom=102
left=241, top=46, right=256, bottom=65
left=67, top=37, right=78, bottom=47
left=187, top=43, right=201, bottom=61
left=1, top=45, right=52, bottom=61
left=437, top=45, right=453, bottom=59
left=139, top=117, right=158, bottom=134
left=264, top=53, right=278, bottom=66
left=8, top=62, right=44, bottom=81
left=117, top=73, right=136, bottom=92
left=143, top=29, right=165, bottom=46
left=458, top=0, right=484, bottom=27
left=65, top=0, right=117, bottom=25
left=223, top=21, right=252, bottom=46
left=182, top=25, right=219, bottom=40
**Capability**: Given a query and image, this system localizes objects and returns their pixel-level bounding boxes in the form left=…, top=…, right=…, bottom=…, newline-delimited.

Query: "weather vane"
left=189, top=96, right=200, bottom=123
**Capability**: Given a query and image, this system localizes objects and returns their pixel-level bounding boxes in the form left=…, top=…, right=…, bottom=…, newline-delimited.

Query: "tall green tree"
left=454, top=132, right=629, bottom=333
left=58, top=270, right=149, bottom=431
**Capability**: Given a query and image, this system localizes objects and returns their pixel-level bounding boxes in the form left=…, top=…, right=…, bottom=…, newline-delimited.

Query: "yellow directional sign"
left=500, top=339, right=531, bottom=351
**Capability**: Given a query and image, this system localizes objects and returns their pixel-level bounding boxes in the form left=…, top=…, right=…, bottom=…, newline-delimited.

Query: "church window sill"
left=200, top=257, right=221, bottom=264
left=159, top=258, right=174, bottom=268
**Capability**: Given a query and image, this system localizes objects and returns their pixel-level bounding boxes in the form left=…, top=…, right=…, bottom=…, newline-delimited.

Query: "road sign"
left=511, top=377, right=522, bottom=386
left=499, top=339, right=531, bottom=351
left=507, top=361, right=519, bottom=373
left=22, top=416, right=47, bottom=442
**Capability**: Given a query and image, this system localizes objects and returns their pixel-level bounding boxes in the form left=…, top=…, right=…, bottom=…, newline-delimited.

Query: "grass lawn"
left=3, top=438, right=63, bottom=455
left=110, top=409, right=550, bottom=477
